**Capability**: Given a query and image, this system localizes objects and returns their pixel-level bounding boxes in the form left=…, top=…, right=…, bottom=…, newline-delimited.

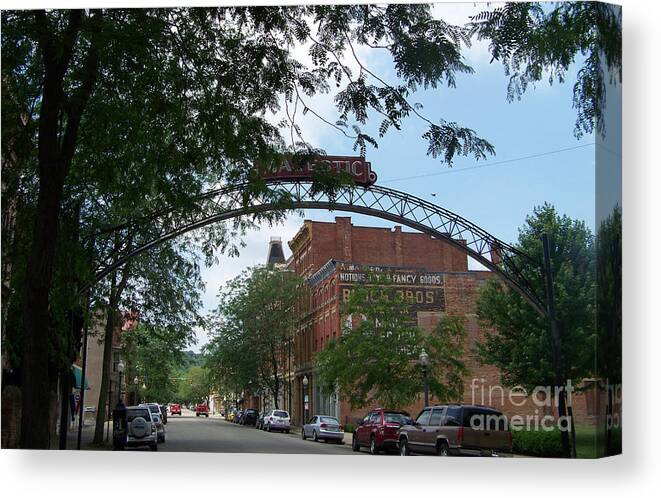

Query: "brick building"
left=286, top=217, right=598, bottom=429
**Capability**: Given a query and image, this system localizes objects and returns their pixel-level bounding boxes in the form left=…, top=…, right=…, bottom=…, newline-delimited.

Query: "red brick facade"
left=287, top=217, right=598, bottom=429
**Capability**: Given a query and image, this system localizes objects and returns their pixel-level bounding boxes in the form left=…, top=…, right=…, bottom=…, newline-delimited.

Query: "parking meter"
left=112, top=400, right=128, bottom=450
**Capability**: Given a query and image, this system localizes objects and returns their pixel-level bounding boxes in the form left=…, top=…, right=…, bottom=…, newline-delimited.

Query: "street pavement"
left=148, top=409, right=367, bottom=454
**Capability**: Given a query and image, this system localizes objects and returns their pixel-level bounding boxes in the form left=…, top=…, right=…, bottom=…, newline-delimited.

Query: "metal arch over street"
left=92, top=180, right=548, bottom=317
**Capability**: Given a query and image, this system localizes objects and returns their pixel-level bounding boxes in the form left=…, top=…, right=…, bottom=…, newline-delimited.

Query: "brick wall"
left=288, top=217, right=598, bottom=428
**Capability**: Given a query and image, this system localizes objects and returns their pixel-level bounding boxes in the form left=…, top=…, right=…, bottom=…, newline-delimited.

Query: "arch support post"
left=542, top=233, right=574, bottom=458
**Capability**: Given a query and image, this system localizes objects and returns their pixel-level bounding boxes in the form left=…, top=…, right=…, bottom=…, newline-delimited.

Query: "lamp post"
left=419, top=349, right=429, bottom=406
left=302, top=375, right=309, bottom=424
left=117, top=360, right=125, bottom=404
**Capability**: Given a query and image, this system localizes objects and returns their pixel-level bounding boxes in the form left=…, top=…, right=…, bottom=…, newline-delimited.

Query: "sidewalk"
left=63, top=420, right=112, bottom=450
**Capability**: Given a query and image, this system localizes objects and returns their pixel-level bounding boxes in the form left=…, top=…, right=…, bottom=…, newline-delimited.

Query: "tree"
left=475, top=203, right=595, bottom=457
left=122, top=323, right=193, bottom=405
left=469, top=2, right=622, bottom=138
left=177, top=366, right=213, bottom=406
left=204, top=265, right=305, bottom=408
left=91, top=236, right=205, bottom=444
left=316, top=275, right=468, bottom=409
left=595, top=205, right=621, bottom=455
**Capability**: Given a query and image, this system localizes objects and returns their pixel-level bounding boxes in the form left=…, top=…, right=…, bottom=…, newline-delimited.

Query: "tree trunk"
left=20, top=167, right=67, bottom=449
left=20, top=10, right=99, bottom=449
left=270, top=345, right=279, bottom=409
left=92, top=251, right=130, bottom=445
left=93, top=309, right=116, bottom=444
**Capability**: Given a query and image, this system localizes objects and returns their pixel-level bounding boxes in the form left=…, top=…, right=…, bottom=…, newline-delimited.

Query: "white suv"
left=126, top=405, right=158, bottom=451
left=263, top=410, right=291, bottom=433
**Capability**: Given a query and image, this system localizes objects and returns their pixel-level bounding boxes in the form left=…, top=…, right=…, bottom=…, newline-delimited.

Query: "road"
left=139, top=410, right=367, bottom=455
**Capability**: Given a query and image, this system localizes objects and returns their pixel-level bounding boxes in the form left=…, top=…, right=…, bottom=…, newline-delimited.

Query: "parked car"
left=302, top=415, right=344, bottom=443
left=126, top=405, right=158, bottom=451
left=255, top=411, right=267, bottom=430
left=235, top=410, right=244, bottom=424
left=263, top=409, right=290, bottom=433
left=159, top=404, right=168, bottom=425
left=241, top=408, right=259, bottom=426
left=398, top=404, right=512, bottom=457
left=195, top=403, right=209, bottom=417
left=141, top=403, right=162, bottom=423
left=151, top=412, right=166, bottom=443
left=352, top=408, right=413, bottom=454
left=140, top=403, right=167, bottom=442
left=170, top=403, right=182, bottom=416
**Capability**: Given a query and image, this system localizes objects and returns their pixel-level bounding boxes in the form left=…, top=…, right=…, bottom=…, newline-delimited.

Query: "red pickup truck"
left=195, top=403, right=209, bottom=417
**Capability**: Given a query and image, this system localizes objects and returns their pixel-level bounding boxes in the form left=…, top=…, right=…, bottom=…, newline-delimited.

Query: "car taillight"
left=320, top=423, right=327, bottom=428
left=457, top=426, right=464, bottom=444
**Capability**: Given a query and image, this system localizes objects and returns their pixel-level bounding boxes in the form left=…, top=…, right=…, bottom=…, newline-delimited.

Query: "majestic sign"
left=260, top=155, right=377, bottom=186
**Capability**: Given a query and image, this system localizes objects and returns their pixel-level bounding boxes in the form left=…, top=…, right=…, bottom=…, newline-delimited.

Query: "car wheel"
left=399, top=437, right=410, bottom=456
left=196, top=413, right=199, bottom=417
left=150, top=443, right=158, bottom=451
left=312, top=430, right=318, bottom=442
left=302, top=429, right=307, bottom=440
left=369, top=436, right=379, bottom=455
left=436, top=441, right=450, bottom=456
left=285, top=429, right=290, bottom=434
left=352, top=434, right=360, bottom=452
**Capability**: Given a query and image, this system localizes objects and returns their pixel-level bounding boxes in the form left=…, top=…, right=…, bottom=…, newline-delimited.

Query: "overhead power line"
left=380, top=143, right=596, bottom=185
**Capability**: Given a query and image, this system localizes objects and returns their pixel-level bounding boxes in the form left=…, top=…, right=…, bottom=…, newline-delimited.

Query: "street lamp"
left=302, top=375, right=309, bottom=424
left=419, top=349, right=429, bottom=406
left=117, top=361, right=125, bottom=404
left=112, top=360, right=127, bottom=450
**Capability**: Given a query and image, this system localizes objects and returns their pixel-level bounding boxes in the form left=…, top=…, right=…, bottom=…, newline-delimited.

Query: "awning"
left=71, top=364, right=90, bottom=390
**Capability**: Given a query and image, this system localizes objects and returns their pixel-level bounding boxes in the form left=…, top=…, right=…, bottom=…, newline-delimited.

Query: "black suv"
left=159, top=404, right=168, bottom=425
left=242, top=408, right=259, bottom=426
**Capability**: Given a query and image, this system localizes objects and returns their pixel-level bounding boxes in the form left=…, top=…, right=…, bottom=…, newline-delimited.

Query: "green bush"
left=512, top=428, right=564, bottom=457
left=343, top=422, right=355, bottom=433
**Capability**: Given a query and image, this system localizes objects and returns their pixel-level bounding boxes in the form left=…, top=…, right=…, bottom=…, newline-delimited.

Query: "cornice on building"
left=288, top=220, right=312, bottom=253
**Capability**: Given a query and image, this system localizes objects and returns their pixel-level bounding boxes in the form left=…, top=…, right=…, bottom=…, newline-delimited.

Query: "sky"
left=193, top=2, right=600, bottom=351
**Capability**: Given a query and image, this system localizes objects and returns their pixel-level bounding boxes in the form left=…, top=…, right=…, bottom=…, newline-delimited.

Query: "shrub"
left=512, top=428, right=564, bottom=457
left=343, top=422, right=355, bottom=433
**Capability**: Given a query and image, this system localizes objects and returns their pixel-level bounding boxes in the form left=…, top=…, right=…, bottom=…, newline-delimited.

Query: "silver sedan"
left=302, top=415, right=344, bottom=443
